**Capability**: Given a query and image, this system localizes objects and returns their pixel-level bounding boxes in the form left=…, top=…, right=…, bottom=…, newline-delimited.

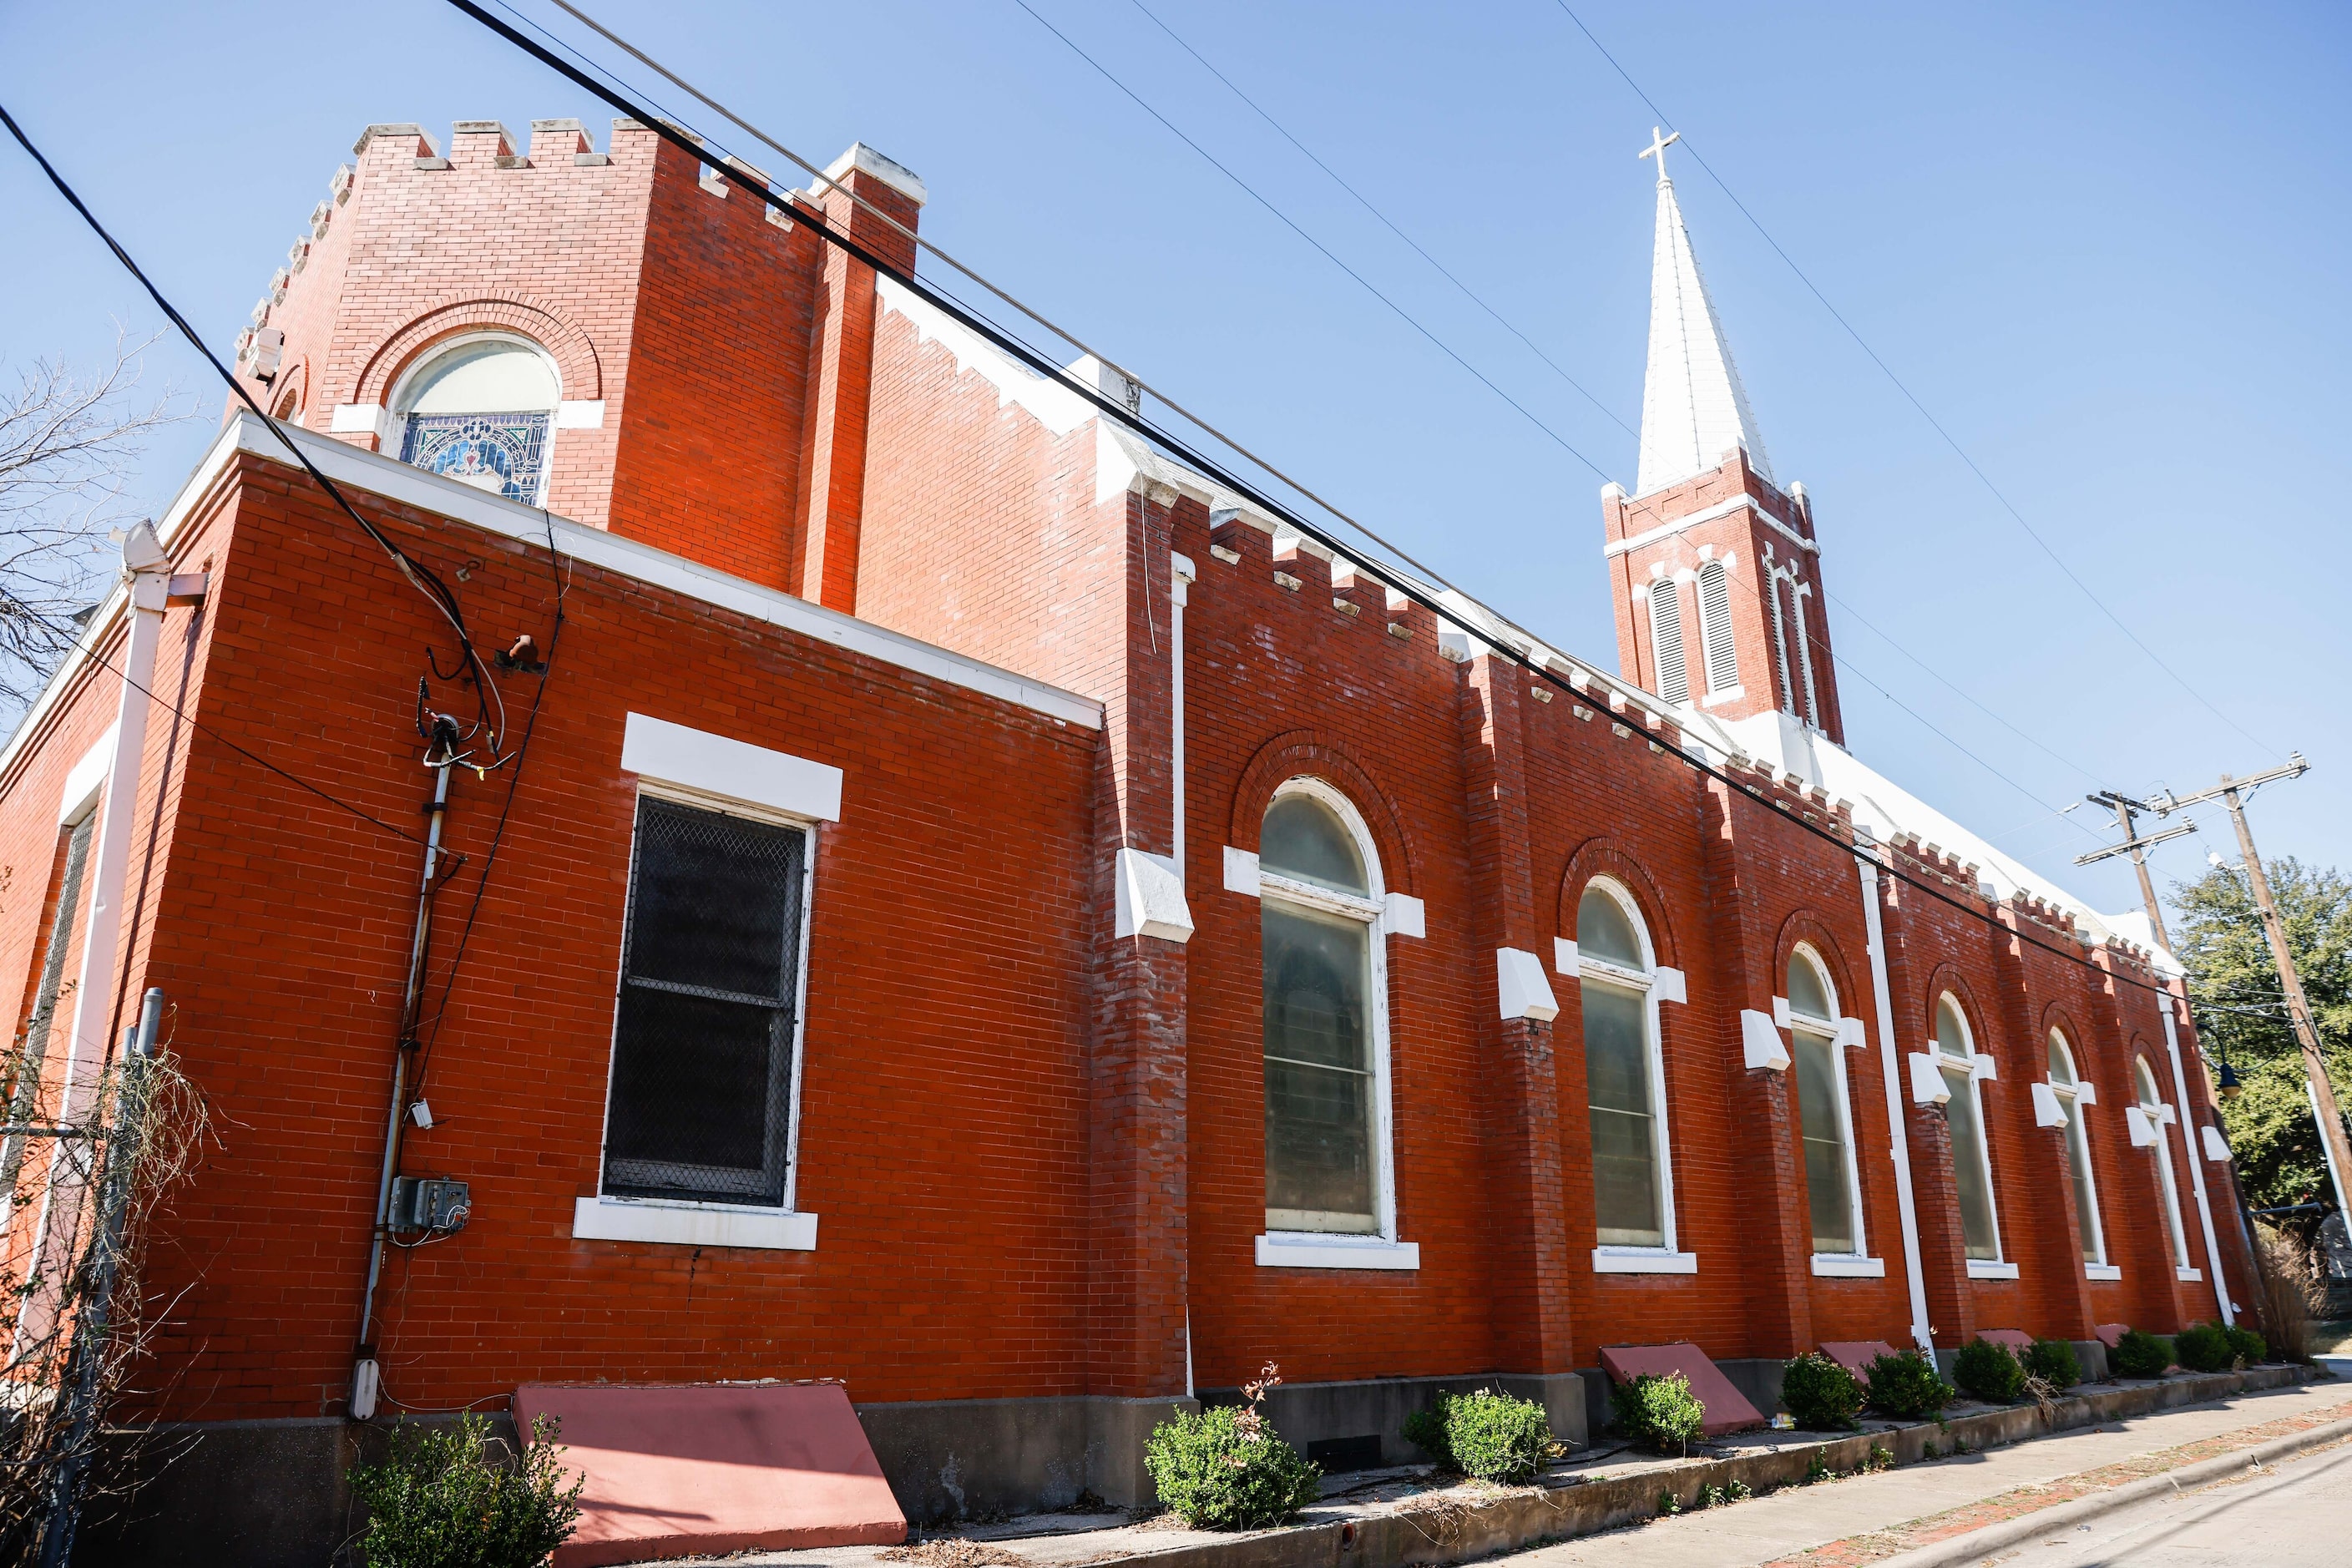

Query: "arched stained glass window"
left=1577, top=883, right=1646, bottom=971
left=1787, top=948, right=1858, bottom=1257
left=1257, top=782, right=1391, bottom=1241
left=2048, top=1029, right=2104, bottom=1267
left=1577, top=879, right=1675, bottom=1254
left=1935, top=994, right=2003, bottom=1264
left=1260, top=793, right=1368, bottom=896
left=2137, top=1055, right=2192, bottom=1271
left=394, top=336, right=559, bottom=506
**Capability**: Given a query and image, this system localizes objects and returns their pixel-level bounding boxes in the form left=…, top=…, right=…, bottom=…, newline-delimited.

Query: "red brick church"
left=0, top=116, right=2252, bottom=1561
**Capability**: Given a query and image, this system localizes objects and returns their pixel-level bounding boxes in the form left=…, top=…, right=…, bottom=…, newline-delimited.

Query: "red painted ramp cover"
left=1818, top=1341, right=1899, bottom=1381
left=2096, top=1323, right=2129, bottom=1348
left=1975, top=1328, right=2034, bottom=1353
left=1599, top=1344, right=1765, bottom=1437
left=515, top=1382, right=907, bottom=1568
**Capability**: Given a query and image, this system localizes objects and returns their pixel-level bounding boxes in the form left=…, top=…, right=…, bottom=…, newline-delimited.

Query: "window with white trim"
left=1935, top=995, right=2003, bottom=1262
left=1646, top=580, right=1691, bottom=706
left=392, top=334, right=559, bottom=505
left=1788, top=947, right=1862, bottom=1257
left=2134, top=1056, right=2192, bottom=1271
left=1580, top=879, right=1677, bottom=1252
left=1258, top=781, right=1394, bottom=1238
left=1696, top=560, right=1737, bottom=694
left=2047, top=1029, right=2106, bottom=1267
left=600, top=793, right=812, bottom=1209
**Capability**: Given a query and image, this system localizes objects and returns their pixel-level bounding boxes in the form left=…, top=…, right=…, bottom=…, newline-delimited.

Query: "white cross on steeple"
left=1638, top=126, right=1680, bottom=185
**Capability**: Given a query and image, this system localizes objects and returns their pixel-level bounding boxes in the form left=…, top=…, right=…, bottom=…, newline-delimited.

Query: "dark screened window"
left=602, top=796, right=807, bottom=1207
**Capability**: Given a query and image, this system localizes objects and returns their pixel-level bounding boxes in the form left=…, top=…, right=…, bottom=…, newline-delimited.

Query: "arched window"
left=1788, top=947, right=1861, bottom=1258
left=1696, top=559, right=1738, bottom=695
left=392, top=334, right=560, bottom=505
left=2134, top=1056, right=2192, bottom=1272
left=1258, top=781, right=1392, bottom=1241
left=1646, top=581, right=1691, bottom=706
left=2047, top=1030, right=2106, bottom=1268
left=1935, top=995, right=2004, bottom=1265
left=1579, top=879, right=1678, bottom=1257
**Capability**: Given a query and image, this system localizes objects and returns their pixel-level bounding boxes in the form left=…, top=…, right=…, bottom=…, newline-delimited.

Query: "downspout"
left=1171, top=549, right=1194, bottom=1401
left=2159, top=988, right=2234, bottom=1324
left=1170, top=551, right=1194, bottom=876
left=1857, top=852, right=1933, bottom=1351
left=19, top=526, right=175, bottom=1317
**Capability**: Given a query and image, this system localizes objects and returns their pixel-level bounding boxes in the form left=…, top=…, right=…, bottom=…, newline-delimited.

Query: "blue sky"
left=3, top=0, right=2344, bottom=925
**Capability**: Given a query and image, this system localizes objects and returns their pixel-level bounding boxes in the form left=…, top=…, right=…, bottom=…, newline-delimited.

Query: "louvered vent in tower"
left=1697, top=559, right=1738, bottom=694
left=1646, top=580, right=1690, bottom=705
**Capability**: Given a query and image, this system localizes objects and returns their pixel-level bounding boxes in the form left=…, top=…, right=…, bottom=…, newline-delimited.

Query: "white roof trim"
left=0, top=416, right=1100, bottom=795
left=1604, top=493, right=1818, bottom=559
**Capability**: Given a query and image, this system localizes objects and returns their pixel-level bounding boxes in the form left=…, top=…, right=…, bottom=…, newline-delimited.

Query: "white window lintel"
left=621, top=712, right=842, bottom=822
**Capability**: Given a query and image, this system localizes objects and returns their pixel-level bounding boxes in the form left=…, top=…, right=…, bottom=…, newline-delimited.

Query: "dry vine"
left=0, top=1005, right=211, bottom=1563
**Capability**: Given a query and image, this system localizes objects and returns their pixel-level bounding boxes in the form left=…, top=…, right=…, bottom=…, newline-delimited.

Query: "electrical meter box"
left=387, top=1176, right=472, bottom=1235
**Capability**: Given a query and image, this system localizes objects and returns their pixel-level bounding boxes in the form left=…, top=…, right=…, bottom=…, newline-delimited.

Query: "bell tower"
left=1603, top=130, right=1844, bottom=746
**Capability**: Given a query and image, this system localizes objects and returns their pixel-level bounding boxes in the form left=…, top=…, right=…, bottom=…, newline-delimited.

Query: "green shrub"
left=1951, top=1339, right=2026, bottom=1404
left=1862, top=1350, right=1954, bottom=1420
left=1779, top=1353, right=1863, bottom=1431
left=348, top=1411, right=583, bottom=1568
left=2224, top=1325, right=2268, bottom=1365
left=1400, top=1388, right=1552, bottom=1483
left=2112, top=1329, right=2174, bottom=1378
left=2022, top=1339, right=2080, bottom=1390
left=2172, top=1323, right=2235, bottom=1373
left=1145, top=1405, right=1321, bottom=1529
left=1613, top=1372, right=1706, bottom=1454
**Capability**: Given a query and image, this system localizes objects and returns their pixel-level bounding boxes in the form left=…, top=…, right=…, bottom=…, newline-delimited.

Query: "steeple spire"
left=1635, top=129, right=1773, bottom=497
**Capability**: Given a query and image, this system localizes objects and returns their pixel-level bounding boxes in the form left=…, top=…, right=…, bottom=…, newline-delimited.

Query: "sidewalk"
left=1505, top=1378, right=2352, bottom=1568
left=647, top=1369, right=2336, bottom=1568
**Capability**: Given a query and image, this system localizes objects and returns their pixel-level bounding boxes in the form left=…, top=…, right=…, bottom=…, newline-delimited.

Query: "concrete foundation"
left=1199, top=1372, right=1591, bottom=1471
left=855, top=1393, right=1195, bottom=1522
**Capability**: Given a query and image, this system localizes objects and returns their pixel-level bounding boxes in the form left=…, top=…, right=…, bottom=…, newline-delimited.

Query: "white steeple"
left=1635, top=129, right=1773, bottom=497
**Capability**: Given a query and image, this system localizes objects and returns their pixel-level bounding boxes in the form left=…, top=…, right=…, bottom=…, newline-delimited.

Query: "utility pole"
left=2074, top=792, right=2197, bottom=951
left=2153, top=755, right=2352, bottom=1210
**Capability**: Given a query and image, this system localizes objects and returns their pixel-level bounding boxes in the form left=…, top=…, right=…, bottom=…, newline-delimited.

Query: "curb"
left=1869, top=1413, right=2352, bottom=1568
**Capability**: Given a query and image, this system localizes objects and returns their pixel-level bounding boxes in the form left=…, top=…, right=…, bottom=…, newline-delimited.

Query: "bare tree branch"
left=0, top=331, right=201, bottom=723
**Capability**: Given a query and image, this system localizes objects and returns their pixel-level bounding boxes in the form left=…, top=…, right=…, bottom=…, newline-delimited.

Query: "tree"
left=2172, top=857, right=2352, bottom=1215
left=0, top=332, right=195, bottom=723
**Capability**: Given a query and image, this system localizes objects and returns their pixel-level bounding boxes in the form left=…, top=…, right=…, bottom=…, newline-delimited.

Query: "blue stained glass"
left=399, top=411, right=550, bottom=505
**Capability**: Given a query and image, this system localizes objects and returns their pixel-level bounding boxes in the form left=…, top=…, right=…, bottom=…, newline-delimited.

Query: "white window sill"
left=2084, top=1263, right=2122, bottom=1282
left=1255, top=1234, right=1419, bottom=1271
left=1965, top=1258, right=2020, bottom=1280
left=572, top=1196, right=817, bottom=1251
left=1810, top=1254, right=1885, bottom=1278
left=1593, top=1247, right=1697, bottom=1275
left=2176, top=1266, right=2203, bottom=1282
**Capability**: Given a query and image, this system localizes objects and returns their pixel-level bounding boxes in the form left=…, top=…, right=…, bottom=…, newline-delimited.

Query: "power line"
left=0, top=100, right=513, bottom=759
left=1547, top=0, right=2273, bottom=759
left=1006, top=0, right=1621, bottom=484
left=448, top=0, right=2200, bottom=1009
left=1041, top=0, right=2132, bottom=842
left=1121, top=0, right=1636, bottom=441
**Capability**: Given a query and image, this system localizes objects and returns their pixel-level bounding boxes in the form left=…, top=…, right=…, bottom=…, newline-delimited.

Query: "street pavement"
left=1991, top=1434, right=2352, bottom=1566
left=1498, top=1381, right=2350, bottom=1568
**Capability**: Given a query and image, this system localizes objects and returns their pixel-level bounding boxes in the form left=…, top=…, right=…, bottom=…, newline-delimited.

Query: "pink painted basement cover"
left=1598, top=1343, right=1765, bottom=1436
left=2096, top=1323, right=2129, bottom=1348
left=515, top=1381, right=907, bottom=1568
left=1974, top=1328, right=2035, bottom=1352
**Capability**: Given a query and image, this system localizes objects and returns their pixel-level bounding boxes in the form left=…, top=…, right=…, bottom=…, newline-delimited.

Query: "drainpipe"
left=1857, top=852, right=1934, bottom=1351
left=2159, top=989, right=2233, bottom=1325
left=19, top=527, right=175, bottom=1320
left=1169, top=552, right=1195, bottom=877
